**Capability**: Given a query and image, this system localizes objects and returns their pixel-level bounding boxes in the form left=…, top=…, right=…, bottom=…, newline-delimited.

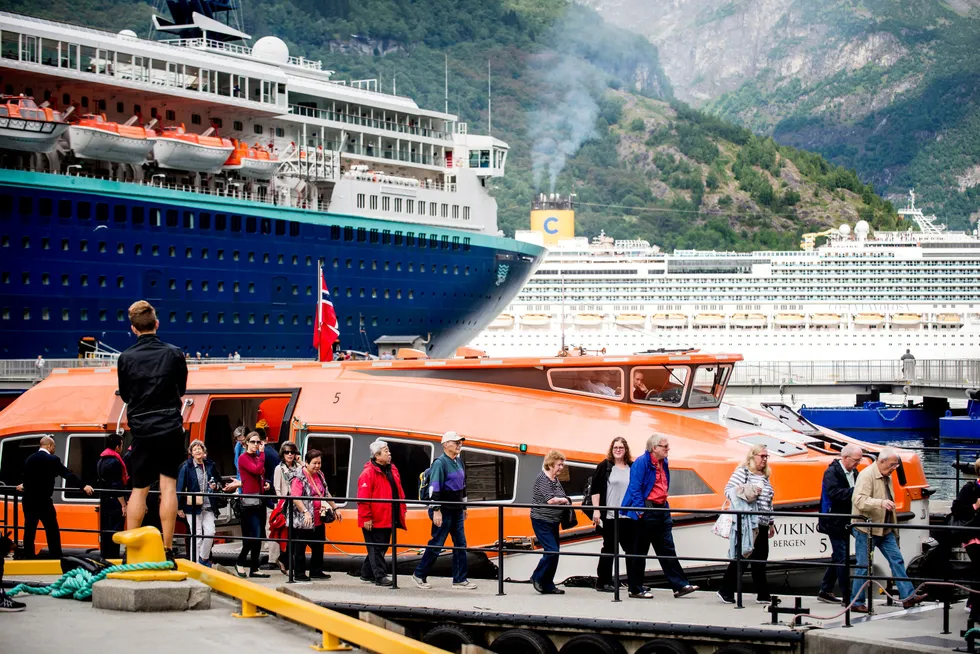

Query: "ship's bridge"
left=451, top=124, right=507, bottom=178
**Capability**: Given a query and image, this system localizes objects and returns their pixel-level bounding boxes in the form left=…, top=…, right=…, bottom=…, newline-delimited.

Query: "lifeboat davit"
left=652, top=313, right=687, bottom=328
left=0, top=95, right=69, bottom=153
left=810, top=313, right=842, bottom=327
left=773, top=313, right=805, bottom=327
left=693, top=313, right=725, bottom=328
left=853, top=313, right=885, bottom=327
left=68, top=114, right=155, bottom=164
left=223, top=140, right=279, bottom=179
left=615, top=313, right=646, bottom=326
left=731, top=313, right=767, bottom=328
left=150, top=124, right=234, bottom=173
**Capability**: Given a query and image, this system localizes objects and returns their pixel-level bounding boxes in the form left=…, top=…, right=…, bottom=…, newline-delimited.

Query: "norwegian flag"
left=313, top=262, right=340, bottom=362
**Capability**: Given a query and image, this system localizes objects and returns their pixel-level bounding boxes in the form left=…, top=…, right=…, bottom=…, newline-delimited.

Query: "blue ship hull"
left=799, top=402, right=938, bottom=433
left=0, top=170, right=545, bottom=359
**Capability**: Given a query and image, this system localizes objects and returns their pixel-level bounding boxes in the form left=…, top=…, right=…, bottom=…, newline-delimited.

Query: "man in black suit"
left=817, top=443, right=863, bottom=604
left=15, top=436, right=93, bottom=559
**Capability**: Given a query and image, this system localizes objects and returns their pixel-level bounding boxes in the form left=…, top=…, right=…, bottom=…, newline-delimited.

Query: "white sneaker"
left=411, top=575, right=431, bottom=590
left=453, top=580, right=478, bottom=590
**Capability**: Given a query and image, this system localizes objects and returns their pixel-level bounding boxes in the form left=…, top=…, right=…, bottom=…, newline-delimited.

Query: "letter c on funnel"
left=543, top=216, right=559, bottom=234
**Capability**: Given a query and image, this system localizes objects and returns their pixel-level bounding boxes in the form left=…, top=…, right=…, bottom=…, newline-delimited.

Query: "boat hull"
left=151, top=138, right=234, bottom=173
left=232, top=157, right=279, bottom=180
left=69, top=126, right=153, bottom=164
left=0, top=120, right=67, bottom=152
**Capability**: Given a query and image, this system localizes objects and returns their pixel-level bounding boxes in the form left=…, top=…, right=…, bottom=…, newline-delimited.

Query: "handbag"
left=712, top=500, right=733, bottom=539
left=560, top=505, right=579, bottom=530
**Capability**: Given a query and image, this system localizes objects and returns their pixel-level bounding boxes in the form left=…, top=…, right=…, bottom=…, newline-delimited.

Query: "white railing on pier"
left=729, top=360, right=980, bottom=389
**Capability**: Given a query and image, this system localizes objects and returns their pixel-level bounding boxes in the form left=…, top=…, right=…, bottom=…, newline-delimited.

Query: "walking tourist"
left=272, top=440, right=301, bottom=574
left=96, top=434, right=129, bottom=559
left=817, top=444, right=862, bottom=604
left=117, top=300, right=188, bottom=560
left=591, top=437, right=634, bottom=592
left=530, top=449, right=572, bottom=594
left=17, top=436, right=93, bottom=558
left=236, top=432, right=269, bottom=578
left=951, top=458, right=980, bottom=621
left=717, top=444, right=775, bottom=604
left=176, top=440, right=220, bottom=566
left=289, top=449, right=341, bottom=581
left=357, top=439, right=406, bottom=586
left=412, top=431, right=478, bottom=590
left=622, top=434, right=699, bottom=599
left=258, top=427, right=281, bottom=567
left=850, top=447, right=922, bottom=612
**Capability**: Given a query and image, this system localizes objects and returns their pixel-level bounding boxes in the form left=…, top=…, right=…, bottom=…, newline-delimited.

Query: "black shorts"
left=129, top=436, right=186, bottom=489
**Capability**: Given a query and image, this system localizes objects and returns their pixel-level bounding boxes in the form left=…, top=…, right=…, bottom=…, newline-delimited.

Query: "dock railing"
left=3, top=482, right=980, bottom=640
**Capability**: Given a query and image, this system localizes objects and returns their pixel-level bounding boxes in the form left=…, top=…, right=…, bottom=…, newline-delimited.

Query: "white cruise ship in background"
left=469, top=191, right=980, bottom=360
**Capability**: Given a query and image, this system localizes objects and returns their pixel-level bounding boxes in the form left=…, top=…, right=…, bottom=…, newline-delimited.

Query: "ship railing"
left=288, top=104, right=450, bottom=141
left=341, top=142, right=444, bottom=167
left=0, top=483, right=972, bottom=633
left=158, top=38, right=323, bottom=71
left=730, top=359, right=980, bottom=388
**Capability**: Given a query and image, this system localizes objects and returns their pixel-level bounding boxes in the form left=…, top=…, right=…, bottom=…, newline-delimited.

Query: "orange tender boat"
left=0, top=94, right=69, bottom=152
left=68, top=114, right=155, bottom=164
left=0, top=351, right=931, bottom=581
left=223, top=140, right=279, bottom=179
left=150, top=124, right=234, bottom=173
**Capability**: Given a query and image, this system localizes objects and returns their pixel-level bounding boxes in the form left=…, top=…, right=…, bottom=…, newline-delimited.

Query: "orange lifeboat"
left=223, top=140, right=279, bottom=179
left=68, top=114, right=155, bottom=164
left=150, top=124, right=234, bottom=173
left=0, top=94, right=70, bottom=152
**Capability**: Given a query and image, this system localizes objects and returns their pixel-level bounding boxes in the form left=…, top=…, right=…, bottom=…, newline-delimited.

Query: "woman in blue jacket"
left=176, top=440, right=221, bottom=566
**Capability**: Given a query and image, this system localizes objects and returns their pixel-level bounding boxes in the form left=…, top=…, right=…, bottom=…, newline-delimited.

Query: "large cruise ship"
left=0, top=5, right=544, bottom=359
left=470, top=192, right=980, bottom=360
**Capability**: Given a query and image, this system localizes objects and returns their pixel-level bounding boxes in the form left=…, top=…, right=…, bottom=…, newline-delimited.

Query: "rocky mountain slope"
left=582, top=0, right=980, bottom=228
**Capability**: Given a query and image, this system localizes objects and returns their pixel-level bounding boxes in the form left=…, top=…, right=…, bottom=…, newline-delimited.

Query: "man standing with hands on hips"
left=412, top=431, right=478, bottom=590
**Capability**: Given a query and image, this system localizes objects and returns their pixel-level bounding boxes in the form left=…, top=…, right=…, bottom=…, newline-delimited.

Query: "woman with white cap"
left=356, top=439, right=407, bottom=586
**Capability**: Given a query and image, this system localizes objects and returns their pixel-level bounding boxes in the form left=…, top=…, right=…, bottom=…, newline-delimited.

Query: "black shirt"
left=117, top=334, right=188, bottom=439
left=22, top=449, right=84, bottom=503
left=96, top=455, right=128, bottom=511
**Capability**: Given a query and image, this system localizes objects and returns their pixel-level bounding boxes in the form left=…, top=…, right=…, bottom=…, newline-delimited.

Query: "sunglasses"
left=284, top=450, right=297, bottom=456
left=248, top=439, right=261, bottom=444
left=757, top=454, right=770, bottom=459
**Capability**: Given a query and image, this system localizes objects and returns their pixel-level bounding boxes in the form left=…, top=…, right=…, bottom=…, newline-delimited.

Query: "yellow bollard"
left=107, top=526, right=187, bottom=582
left=311, top=632, right=352, bottom=652
left=233, top=599, right=268, bottom=619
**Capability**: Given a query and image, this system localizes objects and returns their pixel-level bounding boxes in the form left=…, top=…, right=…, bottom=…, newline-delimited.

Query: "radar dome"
left=118, top=29, right=138, bottom=39
left=252, top=36, right=289, bottom=64
left=838, top=224, right=851, bottom=237
left=855, top=220, right=870, bottom=238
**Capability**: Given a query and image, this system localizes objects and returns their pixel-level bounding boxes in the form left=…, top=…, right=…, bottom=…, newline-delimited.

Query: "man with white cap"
left=357, top=439, right=407, bottom=586
left=412, top=431, right=477, bottom=590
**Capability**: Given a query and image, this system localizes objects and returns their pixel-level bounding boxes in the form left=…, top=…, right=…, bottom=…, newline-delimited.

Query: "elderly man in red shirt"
left=621, top=433, right=699, bottom=599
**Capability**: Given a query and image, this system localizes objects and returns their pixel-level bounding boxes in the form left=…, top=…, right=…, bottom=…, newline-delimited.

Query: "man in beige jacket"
left=850, top=448, right=921, bottom=611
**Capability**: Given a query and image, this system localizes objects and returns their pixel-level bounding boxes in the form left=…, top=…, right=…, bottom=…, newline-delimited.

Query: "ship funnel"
left=530, top=194, right=575, bottom=245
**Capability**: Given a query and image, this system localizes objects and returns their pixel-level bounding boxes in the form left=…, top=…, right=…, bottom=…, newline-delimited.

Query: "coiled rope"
left=7, top=561, right=175, bottom=601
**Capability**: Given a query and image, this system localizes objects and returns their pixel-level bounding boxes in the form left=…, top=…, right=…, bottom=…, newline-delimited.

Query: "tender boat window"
left=669, top=469, right=715, bottom=496
left=384, top=439, right=433, bottom=504
left=630, top=365, right=689, bottom=406
left=461, top=448, right=517, bottom=502
left=63, top=434, right=105, bottom=501
left=689, top=364, right=732, bottom=408
left=0, top=434, right=49, bottom=487
left=559, top=462, right=595, bottom=499
left=547, top=367, right=624, bottom=400
left=305, top=434, right=353, bottom=506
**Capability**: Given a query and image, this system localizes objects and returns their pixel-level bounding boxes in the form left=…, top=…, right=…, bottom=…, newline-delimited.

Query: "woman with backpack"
left=590, top=437, right=634, bottom=592
left=289, top=448, right=342, bottom=581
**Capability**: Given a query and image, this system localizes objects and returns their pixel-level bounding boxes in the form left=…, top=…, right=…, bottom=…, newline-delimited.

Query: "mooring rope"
left=7, top=561, right=175, bottom=601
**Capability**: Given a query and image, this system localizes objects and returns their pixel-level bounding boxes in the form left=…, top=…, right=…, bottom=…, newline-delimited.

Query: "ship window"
left=430, top=203, right=437, bottom=217
left=303, top=434, right=352, bottom=503
left=441, top=235, right=449, bottom=250
left=441, top=203, right=448, bottom=218
left=98, top=276, right=106, bottom=288
left=343, top=226, right=353, bottom=242
left=201, top=249, right=208, bottom=260
left=382, top=230, right=391, bottom=245
left=185, top=281, right=192, bottom=291
left=370, top=229, right=379, bottom=244
left=233, top=120, right=243, bottom=131
left=381, top=197, right=390, bottom=211
left=406, top=233, right=415, bottom=247
left=418, top=233, right=426, bottom=249
left=463, top=237, right=470, bottom=251
left=254, top=124, right=263, bottom=134
left=199, top=213, right=211, bottom=230
left=185, top=248, right=192, bottom=259
left=218, top=282, right=224, bottom=292
left=291, top=285, right=298, bottom=296
left=369, top=196, right=378, bottom=210
left=234, top=282, right=240, bottom=292
left=547, top=367, right=625, bottom=401
left=81, top=96, right=89, bottom=108
left=689, top=364, right=732, bottom=408
left=248, top=252, right=255, bottom=262
left=273, top=220, right=284, bottom=236
left=211, top=118, right=223, bottom=129
left=260, top=218, right=271, bottom=235
left=1, top=308, right=7, bottom=320
left=19, top=197, right=33, bottom=216
left=58, top=199, right=71, bottom=219
left=39, top=198, right=53, bottom=217
left=248, top=314, right=255, bottom=324
left=80, top=240, right=88, bottom=252
left=452, top=205, right=459, bottom=219
left=394, top=231, right=403, bottom=246
left=231, top=215, right=241, bottom=232
left=117, top=276, right=124, bottom=288
left=132, top=206, right=144, bottom=225
left=81, top=275, right=88, bottom=286
left=306, top=315, right=313, bottom=326
left=233, top=313, right=240, bottom=324
left=406, top=199, right=414, bottom=214
left=559, top=462, right=595, bottom=500
left=275, top=128, right=284, bottom=137
left=183, top=212, right=194, bottom=229
left=99, top=242, right=106, bottom=253
left=262, top=253, right=269, bottom=263
left=629, top=366, right=690, bottom=407
left=306, top=286, right=312, bottom=295
left=248, top=283, right=255, bottom=294
left=168, top=312, right=176, bottom=322
left=290, top=222, right=300, bottom=238
left=165, top=210, right=177, bottom=228
left=80, top=309, right=87, bottom=320
left=60, top=308, right=68, bottom=321
left=150, top=208, right=161, bottom=227
left=169, top=246, right=176, bottom=257
left=152, top=245, right=159, bottom=256
left=59, top=274, right=68, bottom=286
left=23, top=308, right=29, bottom=320
left=216, top=214, right=227, bottom=231
left=191, top=113, right=201, bottom=125
left=166, top=110, right=176, bottom=121
left=330, top=225, right=341, bottom=240
left=357, top=228, right=366, bottom=243
left=346, top=316, right=353, bottom=326
left=95, top=203, right=109, bottom=223
left=291, top=255, right=297, bottom=265
left=62, top=435, right=104, bottom=502
left=217, top=250, right=224, bottom=261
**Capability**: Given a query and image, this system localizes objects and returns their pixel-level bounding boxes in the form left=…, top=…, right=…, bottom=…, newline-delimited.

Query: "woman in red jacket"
left=235, top=432, right=268, bottom=578
left=357, top=440, right=407, bottom=586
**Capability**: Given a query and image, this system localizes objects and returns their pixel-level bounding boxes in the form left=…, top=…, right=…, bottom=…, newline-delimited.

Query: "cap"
left=441, top=431, right=464, bottom=444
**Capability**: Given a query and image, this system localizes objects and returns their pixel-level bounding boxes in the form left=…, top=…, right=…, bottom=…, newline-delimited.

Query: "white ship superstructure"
left=471, top=191, right=980, bottom=360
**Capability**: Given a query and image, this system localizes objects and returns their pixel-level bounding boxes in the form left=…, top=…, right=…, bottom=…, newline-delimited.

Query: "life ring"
left=454, top=158, right=463, bottom=168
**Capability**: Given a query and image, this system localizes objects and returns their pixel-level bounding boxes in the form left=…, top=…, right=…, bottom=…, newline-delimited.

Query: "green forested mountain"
left=582, top=0, right=980, bottom=230
left=0, top=0, right=899, bottom=247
